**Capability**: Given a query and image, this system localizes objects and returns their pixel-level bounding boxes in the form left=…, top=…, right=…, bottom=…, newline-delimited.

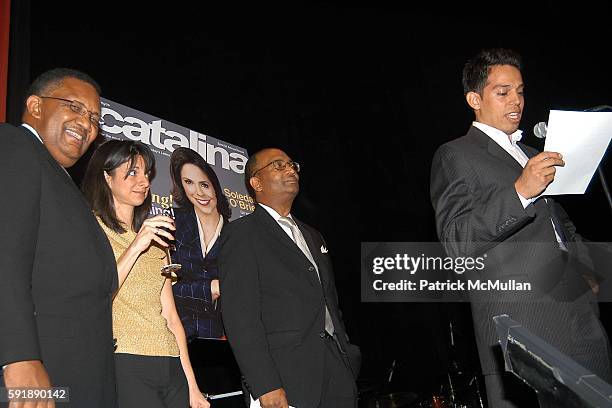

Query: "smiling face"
left=105, top=155, right=150, bottom=210
left=25, top=77, right=101, bottom=167
left=466, top=64, right=524, bottom=135
left=180, top=163, right=219, bottom=217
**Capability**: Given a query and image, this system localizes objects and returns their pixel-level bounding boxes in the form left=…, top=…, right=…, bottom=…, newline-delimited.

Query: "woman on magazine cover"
left=169, top=147, right=232, bottom=340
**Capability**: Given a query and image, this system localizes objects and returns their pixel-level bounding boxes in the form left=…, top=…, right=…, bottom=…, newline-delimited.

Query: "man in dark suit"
left=430, top=48, right=612, bottom=407
left=219, top=148, right=359, bottom=408
left=0, top=69, right=118, bottom=407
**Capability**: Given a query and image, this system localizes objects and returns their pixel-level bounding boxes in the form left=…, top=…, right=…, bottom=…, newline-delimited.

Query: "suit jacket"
left=218, top=207, right=358, bottom=407
left=172, top=208, right=224, bottom=339
left=430, top=126, right=610, bottom=379
left=0, top=124, right=118, bottom=407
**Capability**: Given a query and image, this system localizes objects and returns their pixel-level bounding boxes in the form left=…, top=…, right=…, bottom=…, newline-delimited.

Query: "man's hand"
left=259, top=388, right=288, bottom=408
left=515, top=151, right=565, bottom=199
left=3, top=360, right=54, bottom=407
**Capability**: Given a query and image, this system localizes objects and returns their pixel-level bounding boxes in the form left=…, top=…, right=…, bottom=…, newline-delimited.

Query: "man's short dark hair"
left=462, top=48, right=522, bottom=95
left=26, top=68, right=101, bottom=103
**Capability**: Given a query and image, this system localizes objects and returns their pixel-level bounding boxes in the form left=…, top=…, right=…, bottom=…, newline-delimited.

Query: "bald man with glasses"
left=219, top=148, right=360, bottom=408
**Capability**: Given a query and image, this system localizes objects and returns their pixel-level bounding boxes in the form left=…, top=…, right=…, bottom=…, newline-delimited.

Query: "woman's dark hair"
left=462, top=48, right=522, bottom=95
left=170, top=147, right=232, bottom=221
left=82, top=139, right=156, bottom=233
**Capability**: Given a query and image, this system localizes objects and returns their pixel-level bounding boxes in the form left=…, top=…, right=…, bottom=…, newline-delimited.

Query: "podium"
left=493, top=314, right=612, bottom=407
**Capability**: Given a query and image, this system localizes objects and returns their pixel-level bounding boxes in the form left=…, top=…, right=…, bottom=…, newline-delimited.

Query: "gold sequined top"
left=98, top=218, right=180, bottom=357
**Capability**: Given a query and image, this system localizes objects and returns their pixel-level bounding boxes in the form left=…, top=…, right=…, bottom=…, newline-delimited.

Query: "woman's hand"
left=115, top=215, right=177, bottom=292
left=189, top=387, right=210, bottom=408
left=130, top=215, right=175, bottom=254
left=210, top=279, right=220, bottom=301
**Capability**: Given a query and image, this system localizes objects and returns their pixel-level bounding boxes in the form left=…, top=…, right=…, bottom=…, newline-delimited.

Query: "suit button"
left=309, top=266, right=315, bottom=271
left=319, top=331, right=326, bottom=338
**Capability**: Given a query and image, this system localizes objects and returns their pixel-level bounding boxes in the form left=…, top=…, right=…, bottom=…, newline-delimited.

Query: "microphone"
left=533, top=106, right=612, bottom=139
left=533, top=121, right=548, bottom=139
left=536, top=105, right=612, bottom=216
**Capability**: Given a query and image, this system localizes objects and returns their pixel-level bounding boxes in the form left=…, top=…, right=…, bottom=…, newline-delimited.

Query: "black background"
left=10, top=0, right=612, bottom=404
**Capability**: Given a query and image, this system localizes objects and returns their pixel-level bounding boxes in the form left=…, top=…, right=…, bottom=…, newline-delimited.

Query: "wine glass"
left=159, top=208, right=181, bottom=279
left=160, top=239, right=182, bottom=279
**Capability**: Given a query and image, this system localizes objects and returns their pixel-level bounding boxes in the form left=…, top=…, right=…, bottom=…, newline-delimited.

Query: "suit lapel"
left=296, top=219, right=330, bottom=289
left=515, top=140, right=568, bottom=240
left=469, top=127, right=567, bottom=245
left=19, top=127, right=97, bottom=218
left=518, top=141, right=538, bottom=159
left=253, top=208, right=322, bottom=289
left=20, top=127, right=82, bottom=194
left=183, top=209, right=206, bottom=257
left=20, top=126, right=118, bottom=293
left=253, top=207, right=310, bottom=261
left=487, top=137, right=524, bottom=173
left=467, top=126, right=524, bottom=174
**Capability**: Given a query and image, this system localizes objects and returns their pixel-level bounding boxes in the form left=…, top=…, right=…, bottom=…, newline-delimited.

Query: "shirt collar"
left=194, top=211, right=224, bottom=255
left=21, top=123, right=71, bottom=176
left=472, top=121, right=523, bottom=145
left=21, top=123, right=43, bottom=143
left=258, top=203, right=294, bottom=223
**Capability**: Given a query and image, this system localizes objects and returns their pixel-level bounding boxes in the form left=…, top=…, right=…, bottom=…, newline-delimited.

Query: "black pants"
left=318, top=333, right=357, bottom=408
left=115, top=353, right=188, bottom=408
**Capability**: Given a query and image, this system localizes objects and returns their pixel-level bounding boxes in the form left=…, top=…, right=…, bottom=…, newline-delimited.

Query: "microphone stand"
left=585, top=105, right=612, bottom=217
left=597, top=167, right=612, bottom=217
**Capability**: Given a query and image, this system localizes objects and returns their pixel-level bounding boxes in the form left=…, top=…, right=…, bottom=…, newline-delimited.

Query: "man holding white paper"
left=430, top=48, right=611, bottom=408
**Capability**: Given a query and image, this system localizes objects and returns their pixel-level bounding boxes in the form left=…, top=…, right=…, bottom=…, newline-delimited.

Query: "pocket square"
left=320, top=245, right=328, bottom=254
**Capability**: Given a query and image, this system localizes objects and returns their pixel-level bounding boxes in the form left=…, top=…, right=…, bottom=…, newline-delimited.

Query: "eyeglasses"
left=39, top=96, right=104, bottom=128
left=252, top=160, right=301, bottom=176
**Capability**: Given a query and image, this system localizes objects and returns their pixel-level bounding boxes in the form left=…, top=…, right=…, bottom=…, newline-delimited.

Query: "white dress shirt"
left=195, top=212, right=224, bottom=257
left=258, top=203, right=297, bottom=240
left=22, top=123, right=43, bottom=143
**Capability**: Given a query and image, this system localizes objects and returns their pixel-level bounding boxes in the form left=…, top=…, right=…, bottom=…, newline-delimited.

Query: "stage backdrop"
left=99, top=97, right=254, bottom=340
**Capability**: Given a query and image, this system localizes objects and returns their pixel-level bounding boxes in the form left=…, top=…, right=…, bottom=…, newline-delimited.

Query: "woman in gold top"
left=82, top=140, right=209, bottom=408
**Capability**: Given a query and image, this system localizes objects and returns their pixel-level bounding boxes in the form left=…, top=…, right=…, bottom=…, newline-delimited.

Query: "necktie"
left=278, top=217, right=335, bottom=335
left=546, top=201, right=569, bottom=250
left=511, top=142, right=568, bottom=251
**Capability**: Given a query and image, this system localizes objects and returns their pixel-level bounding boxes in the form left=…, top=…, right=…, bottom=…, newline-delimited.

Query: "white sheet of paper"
left=249, top=395, right=296, bottom=408
left=542, top=110, right=612, bottom=195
